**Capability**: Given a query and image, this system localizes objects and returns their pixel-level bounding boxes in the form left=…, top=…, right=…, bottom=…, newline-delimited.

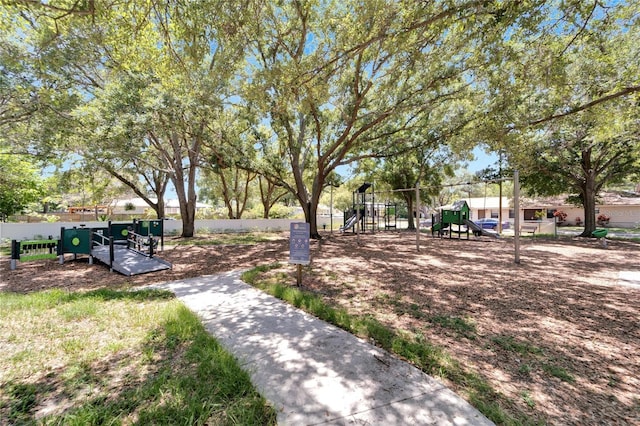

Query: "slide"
left=340, top=214, right=358, bottom=232
left=465, top=220, right=500, bottom=238
left=431, top=222, right=447, bottom=235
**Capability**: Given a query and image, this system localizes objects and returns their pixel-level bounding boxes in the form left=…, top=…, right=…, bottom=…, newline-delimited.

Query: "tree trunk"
left=580, top=179, right=598, bottom=237
left=177, top=178, right=197, bottom=237
left=294, top=175, right=324, bottom=239
left=259, top=176, right=287, bottom=219
left=156, top=197, right=165, bottom=219
left=305, top=201, right=321, bottom=239
left=259, top=176, right=271, bottom=218
left=171, top=143, right=199, bottom=237
left=173, top=174, right=197, bottom=237
left=404, top=194, right=416, bottom=230
left=579, top=149, right=597, bottom=237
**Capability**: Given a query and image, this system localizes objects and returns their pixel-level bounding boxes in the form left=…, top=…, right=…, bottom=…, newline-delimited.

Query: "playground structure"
left=431, top=200, right=500, bottom=240
left=340, top=182, right=398, bottom=233
left=10, top=239, right=58, bottom=271
left=11, top=219, right=171, bottom=276
left=431, top=200, right=470, bottom=240
left=336, top=182, right=502, bottom=242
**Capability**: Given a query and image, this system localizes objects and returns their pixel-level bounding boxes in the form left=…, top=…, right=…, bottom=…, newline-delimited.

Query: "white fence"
left=0, top=218, right=332, bottom=241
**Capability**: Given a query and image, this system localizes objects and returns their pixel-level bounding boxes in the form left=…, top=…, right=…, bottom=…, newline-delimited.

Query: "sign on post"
left=289, top=222, right=310, bottom=265
left=290, top=222, right=310, bottom=286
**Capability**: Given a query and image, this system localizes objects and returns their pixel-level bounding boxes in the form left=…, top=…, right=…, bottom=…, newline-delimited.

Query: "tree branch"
left=529, top=86, right=640, bottom=126
left=10, top=0, right=95, bottom=16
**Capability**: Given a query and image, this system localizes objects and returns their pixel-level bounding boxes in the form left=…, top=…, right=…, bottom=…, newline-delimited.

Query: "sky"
left=468, top=146, right=499, bottom=173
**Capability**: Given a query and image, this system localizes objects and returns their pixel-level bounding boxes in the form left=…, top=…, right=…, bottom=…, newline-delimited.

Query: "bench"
left=519, top=224, right=538, bottom=236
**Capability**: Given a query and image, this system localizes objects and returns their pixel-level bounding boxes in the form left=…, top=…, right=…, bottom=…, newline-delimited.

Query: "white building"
left=112, top=198, right=210, bottom=216
left=460, top=191, right=640, bottom=228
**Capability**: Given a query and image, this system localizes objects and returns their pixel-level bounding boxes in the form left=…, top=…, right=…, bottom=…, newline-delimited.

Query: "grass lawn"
left=0, top=288, right=276, bottom=425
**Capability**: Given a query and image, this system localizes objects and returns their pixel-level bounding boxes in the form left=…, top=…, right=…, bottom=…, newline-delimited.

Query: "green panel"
left=137, top=220, right=150, bottom=235
left=149, top=220, right=162, bottom=236
left=442, top=210, right=460, bottom=224
left=61, top=228, right=91, bottom=254
left=110, top=223, right=133, bottom=240
left=136, top=220, right=162, bottom=236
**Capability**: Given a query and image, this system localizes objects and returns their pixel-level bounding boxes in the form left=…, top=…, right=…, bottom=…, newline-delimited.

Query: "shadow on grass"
left=0, top=290, right=276, bottom=425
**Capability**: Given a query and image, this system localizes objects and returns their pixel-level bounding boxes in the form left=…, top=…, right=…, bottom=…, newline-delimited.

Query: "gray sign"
left=289, top=222, right=310, bottom=265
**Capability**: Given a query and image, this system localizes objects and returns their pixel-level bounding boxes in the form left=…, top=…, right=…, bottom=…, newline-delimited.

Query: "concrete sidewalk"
left=153, top=271, right=494, bottom=426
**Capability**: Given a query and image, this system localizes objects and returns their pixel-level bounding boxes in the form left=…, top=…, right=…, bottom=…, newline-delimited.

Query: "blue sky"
left=468, top=146, right=498, bottom=172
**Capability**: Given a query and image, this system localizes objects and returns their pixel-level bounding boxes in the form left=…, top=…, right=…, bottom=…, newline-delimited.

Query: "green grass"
left=0, top=288, right=276, bottom=425
left=492, top=335, right=544, bottom=356
left=541, top=363, right=575, bottom=383
left=430, top=314, right=477, bottom=338
left=170, top=232, right=278, bottom=246
left=243, top=266, right=534, bottom=425
left=520, top=391, right=536, bottom=409
left=492, top=335, right=575, bottom=383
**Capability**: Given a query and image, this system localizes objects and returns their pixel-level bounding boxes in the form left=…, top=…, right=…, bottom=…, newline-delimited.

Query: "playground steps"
left=91, top=245, right=172, bottom=276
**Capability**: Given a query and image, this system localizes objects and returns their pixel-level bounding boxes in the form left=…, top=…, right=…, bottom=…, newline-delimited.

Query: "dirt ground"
left=1, top=231, right=639, bottom=425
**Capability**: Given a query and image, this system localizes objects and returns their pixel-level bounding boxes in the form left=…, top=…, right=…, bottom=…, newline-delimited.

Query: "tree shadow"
left=299, top=232, right=640, bottom=424
left=0, top=299, right=274, bottom=424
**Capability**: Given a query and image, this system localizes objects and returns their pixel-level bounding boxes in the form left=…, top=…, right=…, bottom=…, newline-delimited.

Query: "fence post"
left=109, top=236, right=114, bottom=272
left=58, top=227, right=65, bottom=264
left=10, top=240, right=20, bottom=270
left=88, top=228, right=94, bottom=265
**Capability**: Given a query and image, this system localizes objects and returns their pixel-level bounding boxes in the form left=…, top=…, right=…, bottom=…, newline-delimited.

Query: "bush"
left=266, top=204, right=294, bottom=219
left=553, top=210, right=567, bottom=222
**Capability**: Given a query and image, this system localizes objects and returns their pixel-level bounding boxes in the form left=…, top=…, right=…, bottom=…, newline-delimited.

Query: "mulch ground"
left=1, top=231, right=639, bottom=425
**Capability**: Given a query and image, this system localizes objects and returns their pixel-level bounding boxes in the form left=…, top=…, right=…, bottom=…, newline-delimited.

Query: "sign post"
left=289, top=222, right=310, bottom=286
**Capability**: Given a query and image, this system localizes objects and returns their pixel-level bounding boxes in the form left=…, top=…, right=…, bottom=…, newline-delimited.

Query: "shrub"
left=553, top=210, right=567, bottom=222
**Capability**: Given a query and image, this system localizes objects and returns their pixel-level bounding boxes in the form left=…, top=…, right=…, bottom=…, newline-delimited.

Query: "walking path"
left=619, top=271, right=640, bottom=289
left=153, top=271, right=493, bottom=425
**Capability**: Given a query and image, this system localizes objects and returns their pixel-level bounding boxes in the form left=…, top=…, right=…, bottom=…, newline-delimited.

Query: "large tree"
left=241, top=0, right=533, bottom=238
left=2, top=0, right=251, bottom=237
left=518, top=102, right=640, bottom=236
left=85, top=2, right=250, bottom=236
left=476, top=1, right=640, bottom=236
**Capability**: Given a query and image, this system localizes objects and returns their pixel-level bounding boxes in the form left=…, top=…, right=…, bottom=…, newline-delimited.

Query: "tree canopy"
left=1, top=0, right=638, bottom=236
left=0, top=151, right=43, bottom=220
